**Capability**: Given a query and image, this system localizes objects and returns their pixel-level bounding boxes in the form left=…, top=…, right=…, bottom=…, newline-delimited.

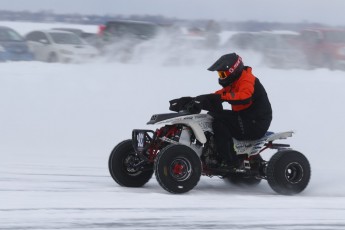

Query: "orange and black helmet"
left=208, top=53, right=244, bottom=87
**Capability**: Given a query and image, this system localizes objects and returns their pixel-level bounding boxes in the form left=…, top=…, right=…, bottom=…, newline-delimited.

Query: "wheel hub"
left=285, top=162, right=304, bottom=184
left=124, top=154, right=142, bottom=176
left=169, top=157, right=192, bottom=181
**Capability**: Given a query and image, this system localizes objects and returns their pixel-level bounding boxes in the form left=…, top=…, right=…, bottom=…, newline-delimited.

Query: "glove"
left=169, top=96, right=194, bottom=112
left=194, top=94, right=223, bottom=112
left=185, top=100, right=202, bottom=114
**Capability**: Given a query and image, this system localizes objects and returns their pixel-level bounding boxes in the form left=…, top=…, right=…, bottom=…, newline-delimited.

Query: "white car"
left=25, top=30, right=99, bottom=63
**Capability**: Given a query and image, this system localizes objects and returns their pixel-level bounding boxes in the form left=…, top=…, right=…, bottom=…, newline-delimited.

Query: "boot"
left=219, top=144, right=241, bottom=170
left=228, top=147, right=241, bottom=169
left=227, top=158, right=241, bottom=169
left=219, top=159, right=241, bottom=171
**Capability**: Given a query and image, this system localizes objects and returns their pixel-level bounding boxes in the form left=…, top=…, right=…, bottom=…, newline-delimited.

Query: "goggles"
left=217, top=71, right=229, bottom=79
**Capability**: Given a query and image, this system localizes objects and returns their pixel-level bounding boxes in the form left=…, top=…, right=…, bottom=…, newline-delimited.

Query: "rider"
left=169, top=53, right=272, bottom=170
left=197, top=53, right=272, bottom=169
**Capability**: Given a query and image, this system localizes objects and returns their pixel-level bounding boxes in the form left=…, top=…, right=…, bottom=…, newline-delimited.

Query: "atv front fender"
left=171, top=120, right=207, bottom=144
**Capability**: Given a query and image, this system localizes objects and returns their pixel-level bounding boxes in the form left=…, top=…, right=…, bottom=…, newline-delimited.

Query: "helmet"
left=207, top=53, right=244, bottom=87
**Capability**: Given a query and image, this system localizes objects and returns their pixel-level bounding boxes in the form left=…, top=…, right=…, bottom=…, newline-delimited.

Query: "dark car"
left=97, top=20, right=160, bottom=51
left=100, top=20, right=159, bottom=41
left=95, top=20, right=161, bottom=60
left=0, top=26, right=34, bottom=61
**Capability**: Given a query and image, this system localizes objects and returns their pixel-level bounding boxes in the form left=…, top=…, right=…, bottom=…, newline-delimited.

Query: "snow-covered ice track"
left=1, top=160, right=345, bottom=230
left=1, top=207, right=345, bottom=229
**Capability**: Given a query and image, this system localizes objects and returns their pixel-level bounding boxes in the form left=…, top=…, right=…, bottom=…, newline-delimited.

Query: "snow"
left=1, top=21, right=345, bottom=229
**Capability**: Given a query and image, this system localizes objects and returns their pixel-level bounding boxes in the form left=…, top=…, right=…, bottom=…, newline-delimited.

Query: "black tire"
left=226, top=175, right=262, bottom=186
left=267, top=150, right=311, bottom=195
left=155, top=145, right=201, bottom=194
left=108, top=139, right=153, bottom=187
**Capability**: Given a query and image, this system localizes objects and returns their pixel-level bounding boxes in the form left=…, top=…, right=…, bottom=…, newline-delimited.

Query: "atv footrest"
left=265, top=143, right=290, bottom=149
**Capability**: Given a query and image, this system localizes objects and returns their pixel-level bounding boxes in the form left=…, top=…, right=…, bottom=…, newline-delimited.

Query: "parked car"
left=52, top=28, right=95, bottom=39
left=297, top=28, right=345, bottom=69
left=99, top=20, right=159, bottom=41
left=97, top=20, right=160, bottom=54
left=51, top=28, right=100, bottom=48
left=25, top=30, right=99, bottom=63
left=0, top=26, right=33, bottom=62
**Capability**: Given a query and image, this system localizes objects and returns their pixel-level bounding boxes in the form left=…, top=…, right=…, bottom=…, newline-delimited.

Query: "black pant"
left=212, top=110, right=270, bottom=164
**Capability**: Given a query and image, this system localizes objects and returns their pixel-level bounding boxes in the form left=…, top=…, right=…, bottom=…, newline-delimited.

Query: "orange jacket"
left=215, top=67, right=255, bottom=112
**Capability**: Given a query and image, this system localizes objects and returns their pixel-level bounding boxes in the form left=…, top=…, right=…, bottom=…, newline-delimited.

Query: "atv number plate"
left=132, top=129, right=154, bottom=153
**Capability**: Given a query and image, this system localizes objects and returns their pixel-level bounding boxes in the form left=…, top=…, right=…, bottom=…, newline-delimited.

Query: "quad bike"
left=108, top=110, right=311, bottom=195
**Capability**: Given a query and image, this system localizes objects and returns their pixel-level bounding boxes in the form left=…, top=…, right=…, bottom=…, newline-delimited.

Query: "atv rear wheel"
left=108, top=140, right=153, bottom=187
left=266, top=150, right=311, bottom=195
left=155, top=144, right=201, bottom=194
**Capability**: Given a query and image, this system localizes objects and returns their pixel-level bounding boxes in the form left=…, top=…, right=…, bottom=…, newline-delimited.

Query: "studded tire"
left=155, top=144, right=201, bottom=194
left=108, top=139, right=153, bottom=187
left=267, top=150, right=311, bottom=195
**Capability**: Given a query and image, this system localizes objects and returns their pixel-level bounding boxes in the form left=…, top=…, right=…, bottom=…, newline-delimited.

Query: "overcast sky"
left=1, top=0, right=345, bottom=26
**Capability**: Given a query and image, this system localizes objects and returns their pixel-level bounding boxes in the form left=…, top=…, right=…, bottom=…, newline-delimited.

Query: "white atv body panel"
left=153, top=112, right=293, bottom=156
left=155, top=113, right=213, bottom=144
left=266, top=131, right=293, bottom=141
left=233, top=131, right=293, bottom=156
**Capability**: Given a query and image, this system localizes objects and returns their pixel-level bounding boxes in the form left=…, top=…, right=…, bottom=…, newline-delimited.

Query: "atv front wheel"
left=108, top=140, right=153, bottom=187
left=155, top=145, right=201, bottom=194
left=266, top=150, right=311, bottom=195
